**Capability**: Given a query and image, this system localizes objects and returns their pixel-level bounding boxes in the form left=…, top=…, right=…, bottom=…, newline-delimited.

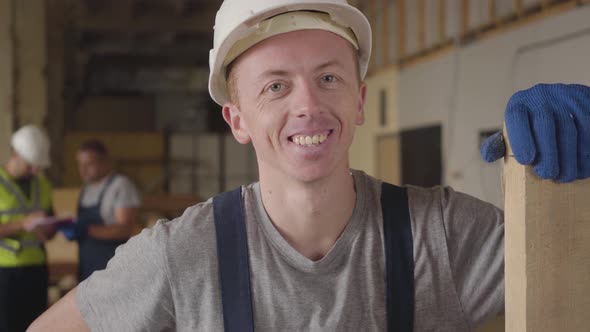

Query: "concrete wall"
left=398, top=5, right=590, bottom=208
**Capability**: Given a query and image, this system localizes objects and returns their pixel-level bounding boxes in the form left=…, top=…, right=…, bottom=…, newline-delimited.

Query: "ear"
left=222, top=103, right=252, bottom=144
left=355, top=82, right=367, bottom=126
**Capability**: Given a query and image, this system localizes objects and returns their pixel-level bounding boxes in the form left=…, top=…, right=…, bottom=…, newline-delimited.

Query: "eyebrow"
left=255, top=60, right=346, bottom=83
left=314, top=60, right=345, bottom=72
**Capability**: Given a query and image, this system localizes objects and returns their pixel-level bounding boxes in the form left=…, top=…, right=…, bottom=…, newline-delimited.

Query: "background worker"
left=29, top=0, right=590, bottom=331
left=59, top=139, right=141, bottom=281
left=0, top=124, right=55, bottom=332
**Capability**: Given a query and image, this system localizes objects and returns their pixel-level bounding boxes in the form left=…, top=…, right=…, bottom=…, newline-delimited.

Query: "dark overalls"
left=212, top=182, right=414, bottom=332
left=77, top=175, right=125, bottom=281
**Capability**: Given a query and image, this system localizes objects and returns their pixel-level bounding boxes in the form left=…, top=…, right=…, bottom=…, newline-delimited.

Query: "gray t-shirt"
left=77, top=170, right=504, bottom=331
left=79, top=174, right=141, bottom=225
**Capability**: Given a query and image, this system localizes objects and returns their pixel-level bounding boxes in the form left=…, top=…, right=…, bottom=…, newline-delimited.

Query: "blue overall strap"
left=381, top=182, right=414, bottom=332
left=213, top=187, right=255, bottom=332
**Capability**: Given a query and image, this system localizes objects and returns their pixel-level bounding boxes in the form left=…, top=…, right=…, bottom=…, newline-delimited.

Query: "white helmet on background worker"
left=208, top=0, right=372, bottom=106
left=10, top=125, right=51, bottom=168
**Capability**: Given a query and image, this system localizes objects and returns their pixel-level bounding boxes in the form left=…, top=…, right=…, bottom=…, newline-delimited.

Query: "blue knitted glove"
left=58, top=224, right=76, bottom=241
left=58, top=222, right=88, bottom=241
left=481, top=83, right=590, bottom=182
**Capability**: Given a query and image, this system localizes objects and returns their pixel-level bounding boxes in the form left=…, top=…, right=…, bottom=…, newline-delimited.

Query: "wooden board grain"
left=504, top=150, right=590, bottom=331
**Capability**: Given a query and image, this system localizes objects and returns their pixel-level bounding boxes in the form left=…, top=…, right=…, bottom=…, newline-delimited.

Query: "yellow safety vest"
left=0, top=167, right=52, bottom=267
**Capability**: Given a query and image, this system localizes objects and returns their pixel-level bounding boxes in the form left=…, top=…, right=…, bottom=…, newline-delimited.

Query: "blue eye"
left=269, top=83, right=282, bottom=92
left=322, top=75, right=336, bottom=83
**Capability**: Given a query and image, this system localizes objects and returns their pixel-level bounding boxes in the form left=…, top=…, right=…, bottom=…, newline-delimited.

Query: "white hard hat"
left=10, top=125, right=51, bottom=168
left=208, top=0, right=372, bottom=106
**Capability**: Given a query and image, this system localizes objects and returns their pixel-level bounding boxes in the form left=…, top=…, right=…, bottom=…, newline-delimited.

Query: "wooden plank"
left=397, top=0, right=406, bottom=59
left=504, top=134, right=590, bottom=331
left=381, top=0, right=389, bottom=66
left=368, top=0, right=377, bottom=72
left=15, top=0, right=48, bottom=126
left=489, top=0, right=497, bottom=23
left=0, top=0, right=15, bottom=162
left=418, top=0, right=425, bottom=50
left=439, top=0, right=446, bottom=42
left=45, top=0, right=69, bottom=184
left=76, top=2, right=218, bottom=34
left=75, top=96, right=155, bottom=131
left=514, top=0, right=524, bottom=16
left=461, top=0, right=469, bottom=38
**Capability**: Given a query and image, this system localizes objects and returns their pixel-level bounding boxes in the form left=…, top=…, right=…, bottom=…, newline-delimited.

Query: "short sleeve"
left=113, top=176, right=141, bottom=209
left=76, top=221, right=175, bottom=331
left=441, top=188, right=505, bottom=329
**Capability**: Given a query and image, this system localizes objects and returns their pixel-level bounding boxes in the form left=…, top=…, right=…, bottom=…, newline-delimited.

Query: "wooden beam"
left=489, top=0, right=497, bottom=23
left=397, top=0, right=406, bottom=59
left=418, top=0, right=425, bottom=50
left=15, top=0, right=48, bottom=126
left=368, top=0, right=377, bottom=71
left=514, top=0, right=524, bottom=16
left=0, top=0, right=16, bottom=162
left=542, top=0, right=552, bottom=9
left=381, top=0, right=389, bottom=66
left=438, top=0, right=446, bottom=43
left=77, top=8, right=217, bottom=34
left=461, top=0, right=469, bottom=38
left=504, top=134, right=590, bottom=331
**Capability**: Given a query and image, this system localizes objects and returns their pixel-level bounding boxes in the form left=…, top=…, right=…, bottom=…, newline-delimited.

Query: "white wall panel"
left=397, top=6, right=590, bottom=208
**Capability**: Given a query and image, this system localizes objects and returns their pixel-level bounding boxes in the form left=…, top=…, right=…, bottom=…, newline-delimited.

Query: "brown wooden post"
left=439, top=0, right=446, bottom=43
left=368, top=0, right=376, bottom=71
left=514, top=0, right=524, bottom=16
left=461, top=0, right=469, bottom=38
left=504, top=132, right=590, bottom=331
left=489, top=0, right=496, bottom=23
left=397, top=0, right=406, bottom=59
left=0, top=0, right=16, bottom=161
left=418, top=0, right=425, bottom=50
left=381, top=0, right=389, bottom=65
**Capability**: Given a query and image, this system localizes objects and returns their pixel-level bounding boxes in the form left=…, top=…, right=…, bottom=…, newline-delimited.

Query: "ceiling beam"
left=77, top=6, right=217, bottom=34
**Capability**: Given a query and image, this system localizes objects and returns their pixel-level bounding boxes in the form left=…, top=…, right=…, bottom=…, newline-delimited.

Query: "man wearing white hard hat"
left=30, top=0, right=590, bottom=331
left=0, top=124, right=56, bottom=331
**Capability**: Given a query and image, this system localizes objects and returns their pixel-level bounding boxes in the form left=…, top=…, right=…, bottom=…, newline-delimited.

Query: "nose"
left=292, top=80, right=323, bottom=119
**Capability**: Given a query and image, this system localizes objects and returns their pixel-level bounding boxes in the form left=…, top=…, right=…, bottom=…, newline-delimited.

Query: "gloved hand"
left=481, top=83, right=590, bottom=182
left=58, top=221, right=88, bottom=242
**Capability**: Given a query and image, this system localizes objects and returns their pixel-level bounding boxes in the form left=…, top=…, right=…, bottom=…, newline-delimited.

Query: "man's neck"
left=88, top=172, right=112, bottom=186
left=259, top=167, right=356, bottom=261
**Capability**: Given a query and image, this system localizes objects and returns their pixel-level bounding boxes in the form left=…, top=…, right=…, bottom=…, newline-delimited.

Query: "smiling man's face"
left=222, top=29, right=366, bottom=184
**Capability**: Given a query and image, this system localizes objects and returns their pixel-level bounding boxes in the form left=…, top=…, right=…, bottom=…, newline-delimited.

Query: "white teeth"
left=293, top=133, right=328, bottom=146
